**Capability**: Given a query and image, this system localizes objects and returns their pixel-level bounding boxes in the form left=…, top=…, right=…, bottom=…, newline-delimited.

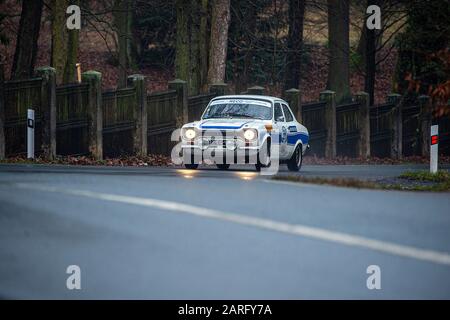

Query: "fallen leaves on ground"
left=1, top=154, right=173, bottom=167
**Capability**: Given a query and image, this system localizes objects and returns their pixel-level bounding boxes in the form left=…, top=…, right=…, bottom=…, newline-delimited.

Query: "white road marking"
left=15, top=182, right=450, bottom=266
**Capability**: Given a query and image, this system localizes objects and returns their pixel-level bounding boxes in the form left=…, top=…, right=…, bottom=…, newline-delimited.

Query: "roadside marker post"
left=27, top=109, right=35, bottom=159
left=430, top=125, right=438, bottom=174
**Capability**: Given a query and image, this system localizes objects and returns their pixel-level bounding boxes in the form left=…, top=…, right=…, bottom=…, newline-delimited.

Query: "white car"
left=180, top=95, right=309, bottom=171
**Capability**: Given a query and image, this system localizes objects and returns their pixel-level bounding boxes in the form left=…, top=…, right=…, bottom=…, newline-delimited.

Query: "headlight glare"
left=184, top=128, right=196, bottom=140
left=243, top=129, right=257, bottom=141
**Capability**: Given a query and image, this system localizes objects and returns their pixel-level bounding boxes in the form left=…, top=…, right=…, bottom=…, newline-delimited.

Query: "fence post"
left=320, top=90, right=336, bottom=158
left=387, top=93, right=402, bottom=159
left=285, top=88, right=302, bottom=123
left=82, top=71, right=103, bottom=160
left=168, top=79, right=188, bottom=128
left=0, top=63, right=5, bottom=160
left=248, top=86, right=265, bottom=95
left=35, top=66, right=57, bottom=160
left=355, top=91, right=370, bottom=158
left=127, top=74, right=147, bottom=156
left=419, top=95, right=431, bottom=157
left=209, top=82, right=228, bottom=96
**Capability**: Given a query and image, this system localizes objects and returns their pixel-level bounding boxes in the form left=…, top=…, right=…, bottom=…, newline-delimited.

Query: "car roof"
left=211, top=95, right=287, bottom=104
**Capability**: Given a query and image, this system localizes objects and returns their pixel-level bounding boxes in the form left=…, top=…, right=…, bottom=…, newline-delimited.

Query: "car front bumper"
left=181, top=144, right=261, bottom=164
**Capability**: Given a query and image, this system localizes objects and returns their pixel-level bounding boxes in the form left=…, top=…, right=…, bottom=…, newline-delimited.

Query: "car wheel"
left=255, top=139, right=271, bottom=172
left=216, top=164, right=230, bottom=170
left=287, top=144, right=302, bottom=172
left=182, top=148, right=199, bottom=170
left=184, top=163, right=199, bottom=170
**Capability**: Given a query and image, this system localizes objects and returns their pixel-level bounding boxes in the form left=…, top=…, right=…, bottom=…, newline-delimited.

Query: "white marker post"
left=27, top=109, right=35, bottom=159
left=430, top=125, right=438, bottom=173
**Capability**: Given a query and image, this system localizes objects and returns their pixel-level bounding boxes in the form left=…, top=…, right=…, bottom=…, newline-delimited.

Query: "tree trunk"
left=284, top=0, right=306, bottom=90
left=231, top=0, right=256, bottom=93
left=63, top=0, right=80, bottom=84
left=51, top=0, right=69, bottom=85
left=114, top=0, right=133, bottom=88
left=357, top=20, right=367, bottom=68
left=189, top=0, right=201, bottom=95
left=175, top=0, right=205, bottom=95
left=207, top=0, right=231, bottom=85
left=326, top=0, right=350, bottom=103
left=364, top=0, right=378, bottom=105
left=11, top=0, right=43, bottom=80
left=199, top=0, right=210, bottom=92
left=175, top=0, right=190, bottom=83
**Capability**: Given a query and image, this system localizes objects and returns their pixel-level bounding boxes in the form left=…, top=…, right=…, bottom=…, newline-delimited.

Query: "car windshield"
left=202, top=99, right=272, bottom=120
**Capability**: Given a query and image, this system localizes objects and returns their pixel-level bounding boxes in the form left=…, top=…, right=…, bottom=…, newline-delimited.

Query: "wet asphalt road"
left=0, top=163, right=449, bottom=299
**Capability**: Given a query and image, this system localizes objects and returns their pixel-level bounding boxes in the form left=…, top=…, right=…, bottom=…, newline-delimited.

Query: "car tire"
left=287, top=144, right=303, bottom=172
left=182, top=148, right=199, bottom=170
left=216, top=164, right=230, bottom=170
left=255, top=139, right=271, bottom=172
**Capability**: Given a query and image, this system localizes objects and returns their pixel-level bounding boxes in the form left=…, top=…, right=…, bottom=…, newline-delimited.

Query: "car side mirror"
left=276, top=116, right=284, bottom=122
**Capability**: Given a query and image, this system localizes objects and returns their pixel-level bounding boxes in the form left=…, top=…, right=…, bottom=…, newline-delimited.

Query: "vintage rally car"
left=180, top=95, right=309, bottom=171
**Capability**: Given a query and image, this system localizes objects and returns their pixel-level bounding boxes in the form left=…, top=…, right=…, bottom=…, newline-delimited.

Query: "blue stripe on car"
left=201, top=125, right=243, bottom=129
left=200, top=121, right=251, bottom=130
left=287, top=132, right=309, bottom=145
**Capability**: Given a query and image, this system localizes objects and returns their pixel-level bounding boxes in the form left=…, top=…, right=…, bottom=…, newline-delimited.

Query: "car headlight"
left=184, top=128, right=196, bottom=140
left=243, top=129, right=257, bottom=141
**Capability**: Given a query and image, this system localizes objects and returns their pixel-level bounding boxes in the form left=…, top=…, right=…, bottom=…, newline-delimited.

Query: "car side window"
left=282, top=104, right=294, bottom=122
left=274, top=103, right=285, bottom=122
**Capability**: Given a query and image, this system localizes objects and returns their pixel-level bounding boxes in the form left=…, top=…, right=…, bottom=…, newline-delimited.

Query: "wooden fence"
left=0, top=66, right=220, bottom=159
left=102, top=87, right=136, bottom=158
left=3, top=77, right=43, bottom=156
left=283, top=90, right=450, bottom=159
left=147, top=89, right=178, bottom=156
left=56, top=83, right=89, bottom=156
left=301, top=101, right=327, bottom=157
left=0, top=65, right=448, bottom=160
left=370, top=102, right=395, bottom=158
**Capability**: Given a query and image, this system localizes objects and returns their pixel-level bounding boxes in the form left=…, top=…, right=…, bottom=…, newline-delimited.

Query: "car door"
left=282, top=103, right=297, bottom=158
left=273, top=102, right=288, bottom=159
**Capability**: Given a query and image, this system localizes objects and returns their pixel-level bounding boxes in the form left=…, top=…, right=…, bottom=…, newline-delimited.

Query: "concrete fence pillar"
left=419, top=95, right=432, bottom=157
left=387, top=93, right=402, bottom=159
left=0, top=63, right=5, bottom=160
left=128, top=74, right=147, bottom=156
left=355, top=91, right=370, bottom=158
left=209, top=82, right=228, bottom=96
left=320, top=90, right=336, bottom=158
left=82, top=71, right=103, bottom=160
left=284, top=88, right=302, bottom=123
left=35, top=67, right=57, bottom=160
left=168, top=79, right=188, bottom=129
left=247, top=86, right=265, bottom=95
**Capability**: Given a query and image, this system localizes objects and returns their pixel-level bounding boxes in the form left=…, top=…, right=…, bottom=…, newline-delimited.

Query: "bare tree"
left=207, top=0, right=230, bottom=85
left=11, top=0, right=43, bottom=80
left=64, top=0, right=80, bottom=84
left=114, top=0, right=133, bottom=88
left=284, top=0, right=306, bottom=90
left=327, top=0, right=350, bottom=103
left=50, top=0, right=69, bottom=84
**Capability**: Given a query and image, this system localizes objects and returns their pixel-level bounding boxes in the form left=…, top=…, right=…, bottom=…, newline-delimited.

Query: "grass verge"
left=273, top=170, right=450, bottom=192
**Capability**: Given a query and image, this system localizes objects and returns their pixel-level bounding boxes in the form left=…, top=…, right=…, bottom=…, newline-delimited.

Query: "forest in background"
left=0, top=0, right=448, bottom=109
